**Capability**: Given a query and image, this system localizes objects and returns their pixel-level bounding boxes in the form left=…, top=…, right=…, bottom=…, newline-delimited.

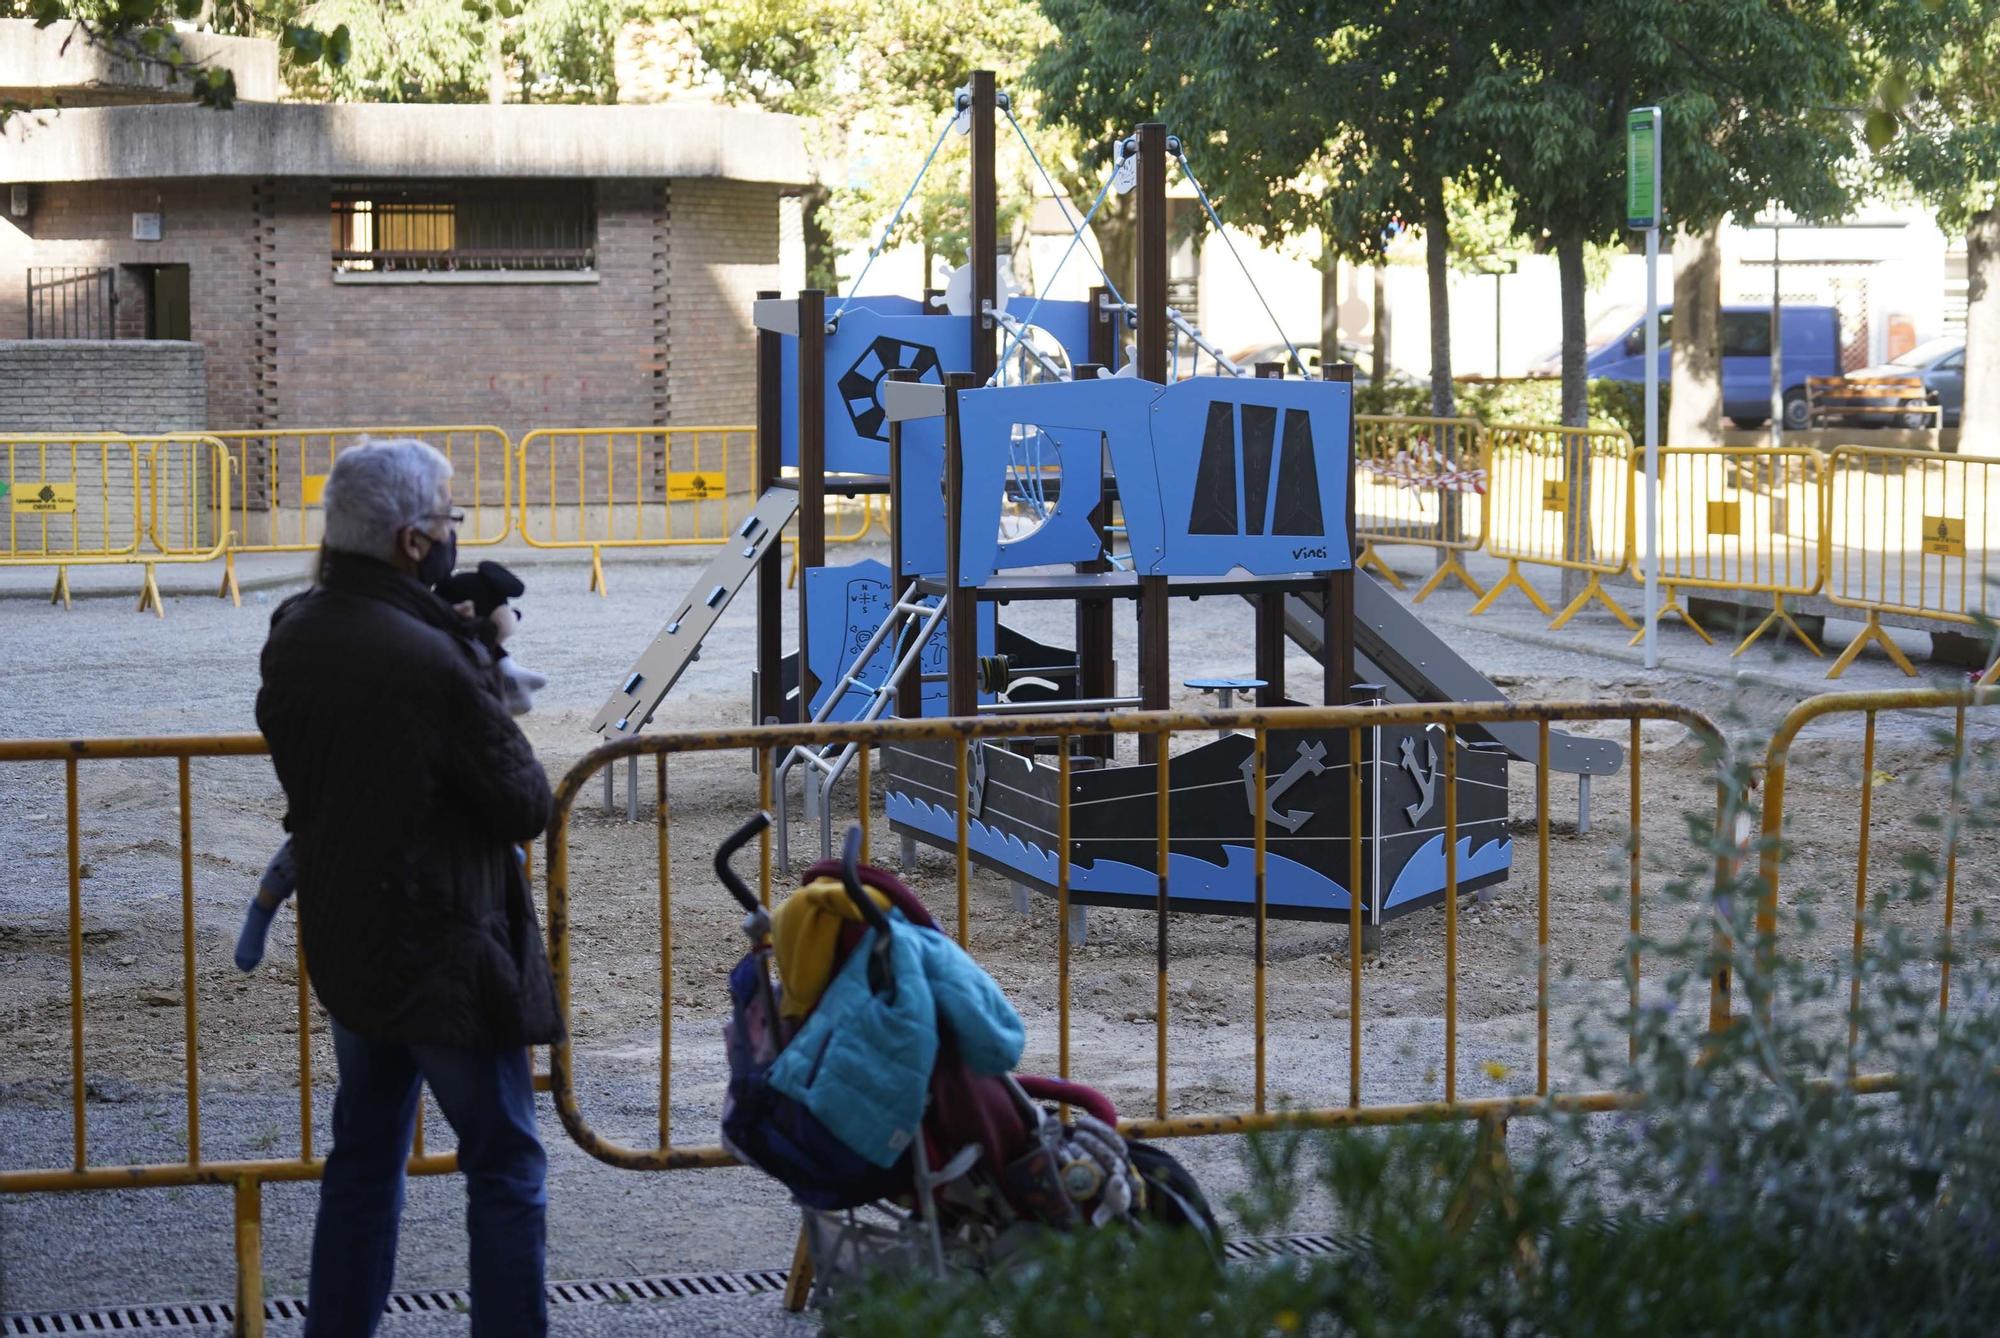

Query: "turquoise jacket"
left=768, top=911, right=1024, bottom=1168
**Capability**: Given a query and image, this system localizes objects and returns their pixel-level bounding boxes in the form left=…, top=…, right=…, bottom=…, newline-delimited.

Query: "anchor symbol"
left=1239, top=740, right=1328, bottom=834
left=1400, top=733, right=1440, bottom=824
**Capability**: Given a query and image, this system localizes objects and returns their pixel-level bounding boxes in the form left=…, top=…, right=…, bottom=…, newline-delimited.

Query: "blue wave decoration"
left=1384, top=833, right=1515, bottom=909
left=885, top=791, right=1352, bottom=912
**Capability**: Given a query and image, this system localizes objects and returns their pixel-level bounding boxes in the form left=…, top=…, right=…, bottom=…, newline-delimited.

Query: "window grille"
left=331, top=182, right=596, bottom=274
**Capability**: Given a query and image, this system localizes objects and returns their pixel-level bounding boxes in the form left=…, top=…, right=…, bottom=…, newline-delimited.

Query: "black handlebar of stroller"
left=716, top=810, right=771, bottom=915
left=841, top=826, right=898, bottom=1001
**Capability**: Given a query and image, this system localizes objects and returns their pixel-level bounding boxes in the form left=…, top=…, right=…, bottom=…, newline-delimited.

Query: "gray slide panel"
left=1273, top=578, right=1624, bottom=777
left=588, top=488, right=800, bottom=737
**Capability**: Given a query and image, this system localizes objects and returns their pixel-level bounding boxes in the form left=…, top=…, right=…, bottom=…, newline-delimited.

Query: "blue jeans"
left=306, top=1019, right=548, bottom=1337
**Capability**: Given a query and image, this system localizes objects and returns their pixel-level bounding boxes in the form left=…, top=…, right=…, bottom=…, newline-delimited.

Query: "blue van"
left=1578, top=305, right=1842, bottom=430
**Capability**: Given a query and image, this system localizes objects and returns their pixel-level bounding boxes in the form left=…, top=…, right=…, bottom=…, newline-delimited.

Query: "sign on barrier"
left=517, top=426, right=756, bottom=593
left=1639, top=446, right=1825, bottom=656
left=209, top=426, right=513, bottom=603
left=1352, top=415, right=1488, bottom=600
left=1823, top=445, right=2000, bottom=678
left=1475, top=424, right=1636, bottom=630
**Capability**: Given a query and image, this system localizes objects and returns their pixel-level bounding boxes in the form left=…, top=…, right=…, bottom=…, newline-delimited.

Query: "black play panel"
left=883, top=722, right=1510, bottom=925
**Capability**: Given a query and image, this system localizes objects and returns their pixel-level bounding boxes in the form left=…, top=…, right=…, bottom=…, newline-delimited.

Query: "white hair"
left=320, top=439, right=454, bottom=563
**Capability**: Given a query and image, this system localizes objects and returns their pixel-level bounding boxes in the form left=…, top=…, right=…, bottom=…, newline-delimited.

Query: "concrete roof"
left=0, top=101, right=813, bottom=187
left=0, top=19, right=281, bottom=106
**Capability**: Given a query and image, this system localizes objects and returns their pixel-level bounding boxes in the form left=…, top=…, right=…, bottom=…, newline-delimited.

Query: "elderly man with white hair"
left=255, top=439, right=559, bottom=1337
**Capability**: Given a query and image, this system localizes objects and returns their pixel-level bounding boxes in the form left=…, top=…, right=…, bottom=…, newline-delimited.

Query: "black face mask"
left=415, top=527, right=457, bottom=588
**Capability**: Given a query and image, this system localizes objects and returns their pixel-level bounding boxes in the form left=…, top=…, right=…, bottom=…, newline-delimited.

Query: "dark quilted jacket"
left=255, top=550, right=563, bottom=1049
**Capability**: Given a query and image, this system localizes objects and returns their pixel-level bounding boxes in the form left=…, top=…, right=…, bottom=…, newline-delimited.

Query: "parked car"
left=1534, top=304, right=1843, bottom=430
left=1843, top=337, right=1964, bottom=429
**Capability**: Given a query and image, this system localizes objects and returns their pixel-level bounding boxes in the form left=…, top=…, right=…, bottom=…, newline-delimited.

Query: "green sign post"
left=1628, top=105, right=1663, bottom=668
left=1626, top=107, right=1661, bottom=229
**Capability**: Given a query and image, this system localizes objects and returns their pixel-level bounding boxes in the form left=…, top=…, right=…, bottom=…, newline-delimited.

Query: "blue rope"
left=1174, top=147, right=1305, bottom=375
left=830, top=111, right=958, bottom=325
left=1003, top=106, right=1129, bottom=319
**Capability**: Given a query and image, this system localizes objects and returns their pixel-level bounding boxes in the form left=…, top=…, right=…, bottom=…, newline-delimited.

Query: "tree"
left=1870, top=0, right=2000, bottom=446
left=1463, top=0, right=1872, bottom=435
left=681, top=0, right=1067, bottom=291
left=1031, top=0, right=1496, bottom=419
left=1, top=0, right=351, bottom=122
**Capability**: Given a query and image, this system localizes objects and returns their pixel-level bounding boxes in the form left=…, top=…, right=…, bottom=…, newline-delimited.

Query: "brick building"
left=0, top=26, right=809, bottom=439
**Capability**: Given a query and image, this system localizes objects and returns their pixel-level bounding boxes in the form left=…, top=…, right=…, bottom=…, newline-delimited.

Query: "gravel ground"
left=5, top=534, right=1995, bottom=1325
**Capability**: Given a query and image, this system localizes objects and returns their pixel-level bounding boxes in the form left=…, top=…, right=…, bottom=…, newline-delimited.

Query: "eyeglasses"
left=415, top=510, right=466, bottom=528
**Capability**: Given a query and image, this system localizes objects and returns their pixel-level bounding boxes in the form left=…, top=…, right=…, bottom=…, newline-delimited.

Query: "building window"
left=330, top=182, right=596, bottom=275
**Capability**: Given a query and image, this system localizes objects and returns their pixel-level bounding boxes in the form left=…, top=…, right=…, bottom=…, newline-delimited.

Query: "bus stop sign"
left=1627, top=106, right=1662, bottom=230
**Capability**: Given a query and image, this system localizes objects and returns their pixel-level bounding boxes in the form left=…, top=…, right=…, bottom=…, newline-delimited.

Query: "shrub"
left=1356, top=378, right=1666, bottom=440
left=829, top=738, right=2000, bottom=1336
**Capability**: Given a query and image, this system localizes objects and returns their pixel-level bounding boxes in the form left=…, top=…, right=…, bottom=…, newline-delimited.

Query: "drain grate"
left=2, top=1268, right=791, bottom=1335
left=5, top=1239, right=1346, bottom=1332
left=1225, top=1230, right=1368, bottom=1261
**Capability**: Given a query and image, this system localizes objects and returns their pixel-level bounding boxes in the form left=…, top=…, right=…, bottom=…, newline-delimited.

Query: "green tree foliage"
left=1, top=0, right=350, bottom=119
left=1464, top=0, right=1875, bottom=427
left=679, top=0, right=1085, bottom=293
left=1031, top=0, right=1510, bottom=417
left=1869, top=0, right=2000, bottom=443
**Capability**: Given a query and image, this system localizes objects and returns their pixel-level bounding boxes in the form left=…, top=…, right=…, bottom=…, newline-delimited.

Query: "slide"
left=1265, top=577, right=1624, bottom=777
left=589, top=487, right=799, bottom=737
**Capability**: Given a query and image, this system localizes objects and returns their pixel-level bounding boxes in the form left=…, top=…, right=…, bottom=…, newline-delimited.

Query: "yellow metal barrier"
left=1759, top=687, right=1995, bottom=1062
left=1640, top=446, right=1827, bottom=656
left=1475, top=424, right=1636, bottom=630
left=1352, top=415, right=1489, bottom=600
left=546, top=700, right=1727, bottom=1182
left=0, top=733, right=561, bottom=1335
left=209, top=426, right=513, bottom=604
left=2, top=434, right=232, bottom=615
left=784, top=490, right=888, bottom=588
left=517, top=427, right=757, bottom=593
left=1822, top=445, right=2000, bottom=679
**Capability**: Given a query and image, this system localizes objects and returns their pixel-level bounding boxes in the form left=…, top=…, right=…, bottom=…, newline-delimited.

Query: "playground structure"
left=591, top=74, right=1623, bottom=937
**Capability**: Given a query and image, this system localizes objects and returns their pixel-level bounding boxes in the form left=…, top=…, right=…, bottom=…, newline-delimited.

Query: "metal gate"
left=26, top=267, right=117, bottom=339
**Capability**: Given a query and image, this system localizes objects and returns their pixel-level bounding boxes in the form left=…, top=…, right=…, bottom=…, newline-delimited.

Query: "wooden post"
left=1324, top=359, right=1357, bottom=706
left=887, top=368, right=923, bottom=721
left=797, top=288, right=827, bottom=719
left=755, top=288, right=784, bottom=730
left=944, top=371, right=980, bottom=719
left=1136, top=123, right=1170, bottom=760
left=1253, top=359, right=1287, bottom=705
left=1076, top=308, right=1115, bottom=756
left=969, top=70, right=999, bottom=385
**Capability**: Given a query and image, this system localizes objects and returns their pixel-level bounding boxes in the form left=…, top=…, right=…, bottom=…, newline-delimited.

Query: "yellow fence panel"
left=2, top=434, right=232, bottom=615
left=1475, top=423, right=1636, bottom=630
left=0, top=733, right=560, bottom=1335
left=546, top=700, right=1727, bottom=1190
left=147, top=436, right=231, bottom=561
left=1641, top=446, right=1826, bottom=656
left=1823, top=446, right=2000, bottom=678
left=1353, top=415, right=1488, bottom=600
left=1759, top=687, right=1999, bottom=1072
left=2, top=434, right=144, bottom=565
left=517, top=426, right=757, bottom=594
left=209, top=426, right=513, bottom=602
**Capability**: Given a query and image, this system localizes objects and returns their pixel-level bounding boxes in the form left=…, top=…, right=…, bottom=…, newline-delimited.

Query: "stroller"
left=713, top=813, right=1220, bottom=1305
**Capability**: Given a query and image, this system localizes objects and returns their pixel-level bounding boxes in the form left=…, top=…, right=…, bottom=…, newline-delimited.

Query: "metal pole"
left=1643, top=224, right=1661, bottom=670
left=1494, top=269, right=1503, bottom=378
left=1769, top=219, right=1783, bottom=449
